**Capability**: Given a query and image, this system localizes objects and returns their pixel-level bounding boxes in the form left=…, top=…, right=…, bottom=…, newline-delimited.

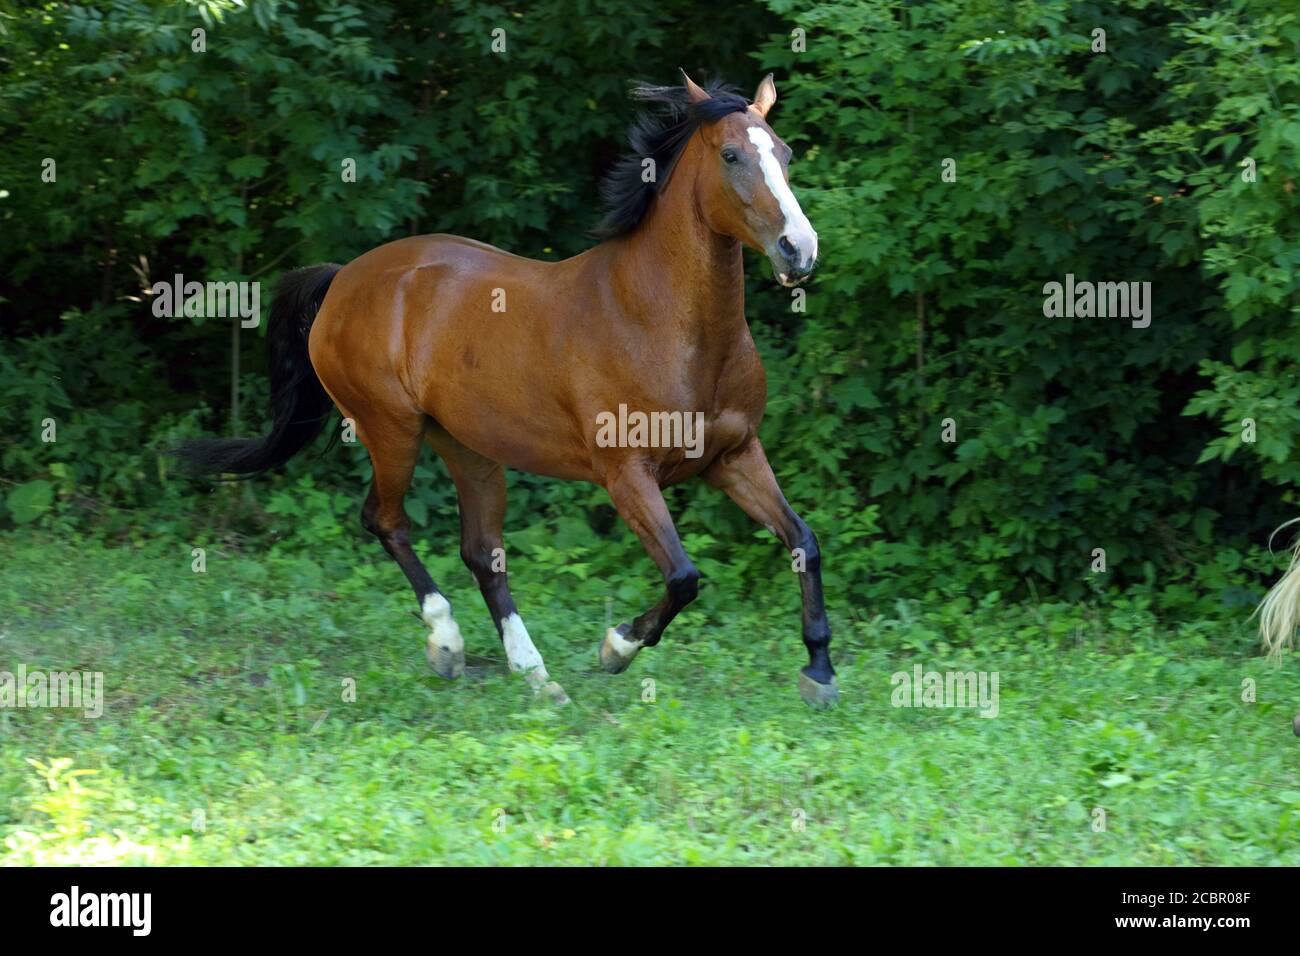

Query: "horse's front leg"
left=597, top=462, right=700, bottom=674
left=703, top=436, right=837, bottom=708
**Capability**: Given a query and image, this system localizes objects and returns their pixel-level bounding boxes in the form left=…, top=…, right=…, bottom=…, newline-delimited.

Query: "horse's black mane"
left=592, top=80, right=750, bottom=239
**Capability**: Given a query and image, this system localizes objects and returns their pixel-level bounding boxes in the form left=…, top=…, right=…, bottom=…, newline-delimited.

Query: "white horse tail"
left=1257, top=518, right=1300, bottom=660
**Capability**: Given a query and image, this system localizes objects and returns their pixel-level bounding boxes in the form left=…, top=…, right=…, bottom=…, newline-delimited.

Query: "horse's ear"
left=751, top=74, right=777, bottom=118
left=680, top=69, right=711, bottom=105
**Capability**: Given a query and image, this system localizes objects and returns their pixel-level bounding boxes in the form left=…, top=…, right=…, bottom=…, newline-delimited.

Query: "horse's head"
left=685, top=72, right=818, bottom=287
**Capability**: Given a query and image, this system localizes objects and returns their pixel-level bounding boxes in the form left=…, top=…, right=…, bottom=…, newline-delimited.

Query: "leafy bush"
left=2, top=0, right=1298, bottom=624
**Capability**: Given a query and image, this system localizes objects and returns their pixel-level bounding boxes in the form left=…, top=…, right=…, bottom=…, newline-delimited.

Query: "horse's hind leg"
left=425, top=423, right=568, bottom=704
left=596, top=462, right=700, bottom=674
left=355, top=410, right=466, bottom=679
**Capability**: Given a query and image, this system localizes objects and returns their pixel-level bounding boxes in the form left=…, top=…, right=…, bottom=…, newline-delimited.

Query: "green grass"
left=1, top=531, right=1298, bottom=865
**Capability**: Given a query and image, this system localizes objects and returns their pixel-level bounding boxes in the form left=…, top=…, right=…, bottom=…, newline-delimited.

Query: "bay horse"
left=178, top=73, right=836, bottom=708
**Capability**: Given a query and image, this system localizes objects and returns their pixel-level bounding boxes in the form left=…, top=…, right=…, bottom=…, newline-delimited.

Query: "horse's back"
left=313, top=233, right=551, bottom=348
left=336, top=233, right=545, bottom=284
left=308, top=233, right=600, bottom=475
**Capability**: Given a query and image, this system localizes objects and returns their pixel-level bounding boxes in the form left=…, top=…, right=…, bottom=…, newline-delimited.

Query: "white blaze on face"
left=746, top=125, right=818, bottom=268
left=501, top=612, right=550, bottom=688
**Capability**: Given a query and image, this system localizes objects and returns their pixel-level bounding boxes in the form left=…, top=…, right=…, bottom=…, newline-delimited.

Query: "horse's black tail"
left=173, top=263, right=342, bottom=478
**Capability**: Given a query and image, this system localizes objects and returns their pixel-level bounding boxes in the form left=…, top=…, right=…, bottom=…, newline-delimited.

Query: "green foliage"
left=2, top=0, right=1299, bottom=618
left=748, top=0, right=1300, bottom=606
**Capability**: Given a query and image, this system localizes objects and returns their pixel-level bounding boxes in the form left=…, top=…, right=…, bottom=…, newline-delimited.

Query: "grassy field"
left=2, top=531, right=1298, bottom=865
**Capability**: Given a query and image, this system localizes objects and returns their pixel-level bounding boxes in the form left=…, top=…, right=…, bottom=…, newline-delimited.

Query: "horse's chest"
left=708, top=341, right=767, bottom=421
left=652, top=351, right=765, bottom=483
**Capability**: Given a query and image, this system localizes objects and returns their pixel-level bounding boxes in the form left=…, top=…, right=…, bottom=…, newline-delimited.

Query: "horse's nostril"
left=778, top=235, right=798, bottom=261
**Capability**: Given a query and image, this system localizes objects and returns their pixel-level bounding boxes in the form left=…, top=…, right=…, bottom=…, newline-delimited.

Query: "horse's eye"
left=721, top=148, right=740, bottom=165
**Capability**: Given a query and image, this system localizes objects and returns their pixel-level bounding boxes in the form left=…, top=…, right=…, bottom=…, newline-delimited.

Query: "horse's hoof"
left=427, top=642, right=465, bottom=680
left=798, top=672, right=839, bottom=710
left=598, top=625, right=641, bottom=674
left=539, top=680, right=571, bottom=706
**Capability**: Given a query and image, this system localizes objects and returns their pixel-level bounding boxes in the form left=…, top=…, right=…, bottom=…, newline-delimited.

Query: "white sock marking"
left=421, top=592, right=464, bottom=654
left=501, top=612, right=549, bottom=688
left=747, top=126, right=818, bottom=268
left=605, top=626, right=642, bottom=660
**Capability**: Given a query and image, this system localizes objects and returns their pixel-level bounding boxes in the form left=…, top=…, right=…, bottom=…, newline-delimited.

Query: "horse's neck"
left=609, top=159, right=746, bottom=337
